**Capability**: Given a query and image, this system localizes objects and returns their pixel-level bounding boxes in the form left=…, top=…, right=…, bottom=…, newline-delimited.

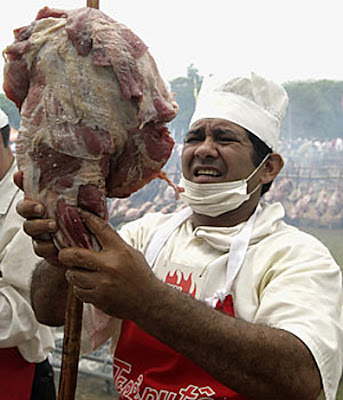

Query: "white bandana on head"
left=190, top=72, right=289, bottom=151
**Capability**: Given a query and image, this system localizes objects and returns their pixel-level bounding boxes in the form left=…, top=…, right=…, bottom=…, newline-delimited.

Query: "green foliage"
left=169, top=69, right=343, bottom=143
left=0, top=94, right=20, bottom=129
left=169, top=68, right=343, bottom=144
left=281, top=80, right=343, bottom=140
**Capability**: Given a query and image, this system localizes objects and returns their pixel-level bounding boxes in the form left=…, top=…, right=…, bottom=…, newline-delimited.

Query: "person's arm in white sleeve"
left=0, top=224, right=55, bottom=359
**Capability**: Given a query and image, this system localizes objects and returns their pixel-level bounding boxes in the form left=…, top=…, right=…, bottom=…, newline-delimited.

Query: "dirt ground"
left=54, top=370, right=119, bottom=400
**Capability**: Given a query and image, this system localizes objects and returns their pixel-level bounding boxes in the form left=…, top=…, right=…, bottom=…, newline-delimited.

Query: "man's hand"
left=16, top=198, right=59, bottom=261
left=15, top=170, right=59, bottom=264
left=13, top=169, right=24, bottom=191
left=14, top=170, right=69, bottom=324
left=59, top=210, right=160, bottom=321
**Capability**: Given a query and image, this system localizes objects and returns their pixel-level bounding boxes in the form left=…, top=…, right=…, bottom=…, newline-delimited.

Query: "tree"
left=0, top=94, right=21, bottom=129
left=169, top=64, right=203, bottom=143
left=281, top=80, right=343, bottom=140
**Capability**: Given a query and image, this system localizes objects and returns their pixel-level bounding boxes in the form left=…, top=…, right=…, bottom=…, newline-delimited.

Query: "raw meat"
left=3, top=6, right=178, bottom=250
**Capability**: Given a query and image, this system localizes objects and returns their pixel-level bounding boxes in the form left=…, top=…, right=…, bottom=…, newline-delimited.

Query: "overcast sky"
left=1, top=0, right=343, bottom=92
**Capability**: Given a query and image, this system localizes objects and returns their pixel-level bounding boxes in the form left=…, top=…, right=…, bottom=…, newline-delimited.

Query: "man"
left=0, top=108, right=56, bottom=399
left=16, top=73, right=343, bottom=400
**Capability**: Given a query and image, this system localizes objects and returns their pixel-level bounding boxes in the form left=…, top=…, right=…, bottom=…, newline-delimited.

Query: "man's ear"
left=260, top=153, right=284, bottom=184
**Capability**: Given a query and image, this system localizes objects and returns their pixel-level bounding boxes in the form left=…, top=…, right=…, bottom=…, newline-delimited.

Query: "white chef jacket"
left=84, top=201, right=343, bottom=400
left=0, top=160, right=55, bottom=363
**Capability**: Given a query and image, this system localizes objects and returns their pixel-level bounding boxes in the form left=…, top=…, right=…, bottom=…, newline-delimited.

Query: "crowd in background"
left=280, top=137, right=343, bottom=171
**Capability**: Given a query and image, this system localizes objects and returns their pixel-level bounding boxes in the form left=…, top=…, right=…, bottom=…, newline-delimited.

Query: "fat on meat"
left=3, top=6, right=178, bottom=251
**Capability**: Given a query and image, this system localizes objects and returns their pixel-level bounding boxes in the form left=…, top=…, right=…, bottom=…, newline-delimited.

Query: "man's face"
left=182, top=118, right=256, bottom=184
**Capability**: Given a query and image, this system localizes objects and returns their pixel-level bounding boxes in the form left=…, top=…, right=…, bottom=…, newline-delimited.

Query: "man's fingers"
left=59, top=247, right=101, bottom=271
left=24, top=219, right=57, bottom=238
left=16, top=199, right=45, bottom=219
left=73, top=286, right=98, bottom=304
left=80, top=210, right=123, bottom=249
left=66, top=268, right=102, bottom=304
left=13, top=170, right=23, bottom=190
left=33, top=240, right=59, bottom=259
left=65, top=269, right=97, bottom=290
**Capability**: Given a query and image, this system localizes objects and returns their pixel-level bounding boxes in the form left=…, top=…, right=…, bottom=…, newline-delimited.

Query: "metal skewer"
left=87, top=0, right=99, bottom=8
left=58, top=2, right=99, bottom=398
left=58, top=286, right=84, bottom=400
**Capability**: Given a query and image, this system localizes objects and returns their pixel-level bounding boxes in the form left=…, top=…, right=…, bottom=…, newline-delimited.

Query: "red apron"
left=113, top=295, right=246, bottom=400
left=0, top=347, right=35, bottom=400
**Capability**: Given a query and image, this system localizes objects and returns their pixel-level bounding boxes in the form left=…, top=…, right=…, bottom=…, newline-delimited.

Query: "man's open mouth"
left=194, top=169, right=222, bottom=177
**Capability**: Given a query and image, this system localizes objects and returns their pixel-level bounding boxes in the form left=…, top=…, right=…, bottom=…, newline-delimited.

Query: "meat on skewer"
left=3, top=6, right=179, bottom=251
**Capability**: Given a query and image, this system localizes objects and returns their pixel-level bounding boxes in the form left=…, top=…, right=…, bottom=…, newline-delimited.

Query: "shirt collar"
left=0, top=160, right=19, bottom=215
left=191, top=201, right=285, bottom=252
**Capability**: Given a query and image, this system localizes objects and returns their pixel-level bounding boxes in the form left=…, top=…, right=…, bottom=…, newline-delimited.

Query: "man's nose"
left=193, top=138, right=218, bottom=159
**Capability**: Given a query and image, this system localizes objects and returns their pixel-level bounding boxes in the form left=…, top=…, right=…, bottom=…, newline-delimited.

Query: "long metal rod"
left=58, top=285, right=84, bottom=400
left=87, top=0, right=99, bottom=8
left=58, top=1, right=100, bottom=398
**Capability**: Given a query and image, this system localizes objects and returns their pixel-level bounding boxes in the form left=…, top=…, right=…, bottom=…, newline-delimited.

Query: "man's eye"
left=184, top=136, right=201, bottom=143
left=218, top=137, right=235, bottom=143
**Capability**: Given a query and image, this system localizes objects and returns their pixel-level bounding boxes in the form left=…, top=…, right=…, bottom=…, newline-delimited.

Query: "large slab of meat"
left=3, top=7, right=178, bottom=250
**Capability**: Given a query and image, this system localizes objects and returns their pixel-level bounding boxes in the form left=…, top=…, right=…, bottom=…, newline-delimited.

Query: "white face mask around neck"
left=179, top=154, right=270, bottom=217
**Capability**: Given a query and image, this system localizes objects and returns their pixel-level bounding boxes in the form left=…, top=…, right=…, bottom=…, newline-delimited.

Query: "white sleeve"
left=0, top=208, right=42, bottom=347
left=253, top=233, right=343, bottom=400
left=0, top=197, right=55, bottom=361
left=0, top=283, right=40, bottom=348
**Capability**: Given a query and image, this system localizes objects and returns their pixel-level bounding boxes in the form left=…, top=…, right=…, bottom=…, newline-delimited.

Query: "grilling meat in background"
left=3, top=6, right=178, bottom=251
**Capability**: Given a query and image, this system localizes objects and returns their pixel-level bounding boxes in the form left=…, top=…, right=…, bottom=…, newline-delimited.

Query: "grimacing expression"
left=182, top=118, right=257, bottom=184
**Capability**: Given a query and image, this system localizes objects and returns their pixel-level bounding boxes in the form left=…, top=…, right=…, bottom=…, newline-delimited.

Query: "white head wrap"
left=190, top=72, right=289, bottom=150
left=0, top=109, right=9, bottom=129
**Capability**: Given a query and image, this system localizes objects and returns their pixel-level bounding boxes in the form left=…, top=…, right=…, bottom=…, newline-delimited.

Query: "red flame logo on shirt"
left=165, top=270, right=197, bottom=298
